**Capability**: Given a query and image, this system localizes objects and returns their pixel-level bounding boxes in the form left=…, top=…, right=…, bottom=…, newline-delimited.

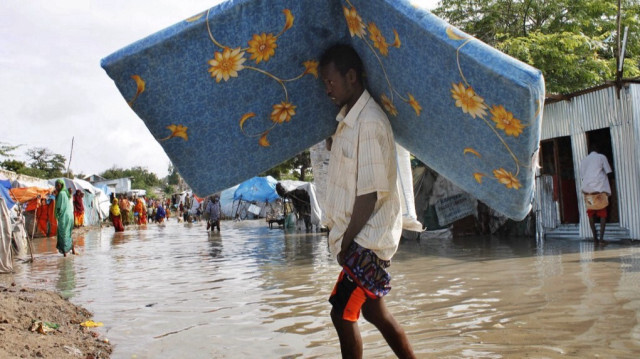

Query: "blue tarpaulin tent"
left=233, top=176, right=279, bottom=203
left=0, top=180, right=14, bottom=210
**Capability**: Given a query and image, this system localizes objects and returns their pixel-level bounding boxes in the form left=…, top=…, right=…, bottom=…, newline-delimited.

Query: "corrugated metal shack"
left=538, top=81, right=640, bottom=240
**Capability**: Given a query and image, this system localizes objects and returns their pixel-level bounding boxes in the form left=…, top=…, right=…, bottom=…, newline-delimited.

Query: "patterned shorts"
left=329, top=242, right=392, bottom=321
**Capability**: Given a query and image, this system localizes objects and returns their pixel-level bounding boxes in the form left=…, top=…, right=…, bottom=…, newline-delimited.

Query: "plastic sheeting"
left=0, top=197, right=13, bottom=273
left=279, top=180, right=322, bottom=226
left=0, top=183, right=14, bottom=210
left=397, top=144, right=424, bottom=232
left=233, top=176, right=279, bottom=203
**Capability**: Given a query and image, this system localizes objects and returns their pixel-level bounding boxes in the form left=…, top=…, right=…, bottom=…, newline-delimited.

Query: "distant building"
left=84, top=174, right=106, bottom=183
left=537, top=80, right=640, bottom=241
left=87, top=175, right=132, bottom=195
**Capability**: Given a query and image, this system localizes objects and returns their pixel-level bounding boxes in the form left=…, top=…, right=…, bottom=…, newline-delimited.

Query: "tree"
left=261, top=150, right=313, bottom=181
left=167, top=164, right=180, bottom=186
left=0, top=142, right=20, bottom=159
left=100, top=166, right=162, bottom=193
left=434, top=0, right=640, bottom=94
left=1, top=159, right=26, bottom=173
left=25, top=147, right=67, bottom=179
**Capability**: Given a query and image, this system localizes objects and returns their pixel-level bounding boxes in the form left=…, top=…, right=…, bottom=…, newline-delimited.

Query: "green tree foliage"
left=25, top=147, right=67, bottom=179
left=167, top=164, right=180, bottom=186
left=0, top=142, right=21, bottom=159
left=434, top=0, right=640, bottom=94
left=1, top=159, right=26, bottom=173
left=260, top=150, right=312, bottom=181
left=100, top=166, right=161, bottom=192
left=163, top=184, right=175, bottom=196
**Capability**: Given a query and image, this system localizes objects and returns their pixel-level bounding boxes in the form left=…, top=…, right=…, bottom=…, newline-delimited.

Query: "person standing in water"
left=73, top=189, right=84, bottom=228
left=205, top=195, right=222, bottom=232
left=580, top=143, right=614, bottom=244
left=110, top=199, right=125, bottom=232
left=319, top=44, right=415, bottom=359
left=54, top=179, right=75, bottom=256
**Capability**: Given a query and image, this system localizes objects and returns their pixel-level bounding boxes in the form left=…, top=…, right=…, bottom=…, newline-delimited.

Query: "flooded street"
left=5, top=220, right=640, bottom=358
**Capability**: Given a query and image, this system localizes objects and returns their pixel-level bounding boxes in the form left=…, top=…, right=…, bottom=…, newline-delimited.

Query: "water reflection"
left=55, top=256, right=75, bottom=298
left=4, top=221, right=640, bottom=358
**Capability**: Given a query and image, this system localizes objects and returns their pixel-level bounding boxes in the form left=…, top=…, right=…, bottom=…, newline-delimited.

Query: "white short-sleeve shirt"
left=579, top=151, right=612, bottom=194
left=323, top=90, right=402, bottom=261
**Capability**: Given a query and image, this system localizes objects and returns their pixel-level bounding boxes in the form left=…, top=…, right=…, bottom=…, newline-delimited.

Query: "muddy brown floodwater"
left=3, top=220, right=640, bottom=358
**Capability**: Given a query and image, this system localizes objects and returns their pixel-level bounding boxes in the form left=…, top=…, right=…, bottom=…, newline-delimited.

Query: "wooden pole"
left=66, top=136, right=74, bottom=177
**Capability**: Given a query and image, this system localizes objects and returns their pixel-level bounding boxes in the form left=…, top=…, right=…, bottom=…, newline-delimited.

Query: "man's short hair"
left=319, top=44, right=364, bottom=85
left=588, top=142, right=600, bottom=153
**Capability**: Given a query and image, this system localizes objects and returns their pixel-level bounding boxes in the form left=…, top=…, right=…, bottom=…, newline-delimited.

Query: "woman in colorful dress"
left=110, top=199, right=125, bottom=232
left=134, top=198, right=147, bottom=225
left=155, top=202, right=166, bottom=224
left=54, top=179, right=75, bottom=256
left=72, top=189, right=84, bottom=228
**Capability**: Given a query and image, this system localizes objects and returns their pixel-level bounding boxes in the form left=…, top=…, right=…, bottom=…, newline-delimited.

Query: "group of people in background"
left=108, top=194, right=172, bottom=232
left=105, top=193, right=223, bottom=233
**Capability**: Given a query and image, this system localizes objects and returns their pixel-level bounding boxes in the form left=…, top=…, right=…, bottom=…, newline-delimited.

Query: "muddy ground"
left=0, top=279, right=112, bottom=358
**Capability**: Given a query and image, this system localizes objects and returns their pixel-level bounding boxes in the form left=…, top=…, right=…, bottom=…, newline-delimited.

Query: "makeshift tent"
left=176, top=191, right=205, bottom=215
left=278, top=180, right=322, bottom=226
left=188, top=194, right=203, bottom=215
left=219, top=185, right=239, bottom=219
left=49, top=178, right=110, bottom=226
left=0, top=179, right=15, bottom=210
left=234, top=176, right=279, bottom=203
left=232, top=176, right=279, bottom=219
left=9, top=187, right=57, bottom=238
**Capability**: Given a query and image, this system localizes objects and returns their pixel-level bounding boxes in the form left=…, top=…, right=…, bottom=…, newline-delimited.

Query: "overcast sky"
left=1, top=0, right=438, bottom=179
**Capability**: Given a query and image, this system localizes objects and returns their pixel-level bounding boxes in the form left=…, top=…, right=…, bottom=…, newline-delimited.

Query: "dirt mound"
left=0, top=283, right=112, bottom=358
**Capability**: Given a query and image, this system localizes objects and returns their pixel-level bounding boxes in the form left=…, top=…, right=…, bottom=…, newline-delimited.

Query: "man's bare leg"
left=362, top=297, right=415, bottom=359
left=331, top=307, right=363, bottom=359
left=589, top=216, right=598, bottom=243
left=599, top=216, right=607, bottom=243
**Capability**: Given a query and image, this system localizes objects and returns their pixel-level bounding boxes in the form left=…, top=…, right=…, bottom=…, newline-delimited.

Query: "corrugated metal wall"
left=534, top=174, right=559, bottom=231
left=542, top=84, right=640, bottom=239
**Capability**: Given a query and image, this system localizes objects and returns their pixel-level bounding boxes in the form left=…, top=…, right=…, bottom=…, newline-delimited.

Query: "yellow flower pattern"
left=271, top=101, right=296, bottom=124
left=367, top=22, right=389, bottom=56
left=203, top=1, right=525, bottom=192
left=451, top=83, right=487, bottom=119
left=259, top=132, right=271, bottom=147
left=406, top=94, right=421, bottom=116
left=201, top=7, right=315, bottom=146
left=490, top=105, right=524, bottom=137
left=160, top=124, right=189, bottom=141
left=282, top=9, right=294, bottom=31
left=128, top=75, right=145, bottom=107
left=344, top=6, right=366, bottom=38
left=128, top=0, right=530, bottom=196
left=208, top=47, right=246, bottom=82
left=380, top=94, right=397, bottom=117
left=303, top=60, right=319, bottom=78
left=493, top=168, right=522, bottom=189
left=391, top=29, right=401, bottom=48
left=447, top=24, right=532, bottom=190
left=341, top=1, right=420, bottom=119
left=247, top=33, right=277, bottom=64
